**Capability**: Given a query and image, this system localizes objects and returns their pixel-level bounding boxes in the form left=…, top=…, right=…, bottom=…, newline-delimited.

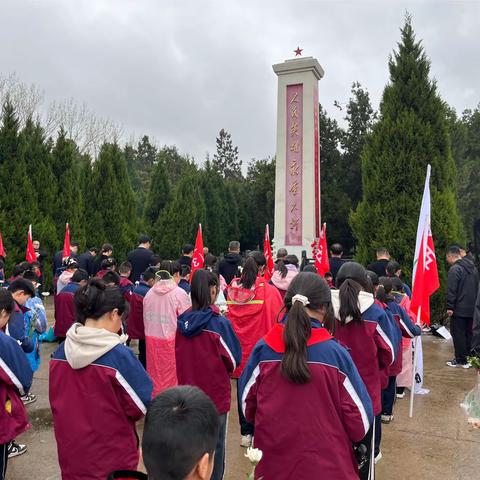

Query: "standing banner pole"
left=409, top=306, right=422, bottom=418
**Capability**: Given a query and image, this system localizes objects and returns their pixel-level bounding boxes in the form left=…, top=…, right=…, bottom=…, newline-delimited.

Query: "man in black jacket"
left=367, top=247, right=390, bottom=277
left=128, top=235, right=154, bottom=283
left=329, top=243, right=345, bottom=284
left=446, top=245, right=479, bottom=367
left=219, top=241, right=243, bottom=285
left=78, top=246, right=98, bottom=276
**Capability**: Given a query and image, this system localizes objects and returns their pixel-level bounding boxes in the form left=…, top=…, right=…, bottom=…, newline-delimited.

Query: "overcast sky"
left=1, top=0, right=479, bottom=163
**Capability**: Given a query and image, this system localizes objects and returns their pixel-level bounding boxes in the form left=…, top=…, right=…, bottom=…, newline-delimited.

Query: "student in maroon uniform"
left=176, top=270, right=241, bottom=480
left=54, top=269, right=89, bottom=343
left=239, top=272, right=373, bottom=480
left=332, top=262, right=395, bottom=479
left=127, top=267, right=158, bottom=368
left=118, top=262, right=134, bottom=300
left=50, top=279, right=152, bottom=480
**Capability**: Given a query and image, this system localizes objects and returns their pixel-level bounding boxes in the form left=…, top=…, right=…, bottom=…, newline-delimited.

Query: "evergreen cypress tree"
left=50, top=128, right=86, bottom=248
left=154, top=170, right=206, bottom=258
left=351, top=16, right=463, bottom=316
left=87, top=143, right=138, bottom=259
left=0, top=100, right=39, bottom=271
left=144, top=153, right=171, bottom=226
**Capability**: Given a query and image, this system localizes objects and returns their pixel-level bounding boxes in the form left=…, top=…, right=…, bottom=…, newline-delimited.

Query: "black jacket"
left=329, top=257, right=345, bottom=283
left=127, top=247, right=154, bottom=283
left=446, top=257, right=479, bottom=317
left=178, top=255, right=192, bottom=268
left=366, top=259, right=389, bottom=277
left=78, top=251, right=95, bottom=276
left=218, top=253, right=243, bottom=285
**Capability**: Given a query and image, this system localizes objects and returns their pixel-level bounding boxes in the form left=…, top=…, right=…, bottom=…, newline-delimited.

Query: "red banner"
left=190, top=224, right=204, bottom=280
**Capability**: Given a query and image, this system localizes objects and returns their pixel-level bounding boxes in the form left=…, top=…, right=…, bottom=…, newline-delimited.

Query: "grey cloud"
left=0, top=0, right=478, bottom=163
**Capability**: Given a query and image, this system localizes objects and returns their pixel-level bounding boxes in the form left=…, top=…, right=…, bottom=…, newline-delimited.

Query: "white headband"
left=292, top=294, right=309, bottom=306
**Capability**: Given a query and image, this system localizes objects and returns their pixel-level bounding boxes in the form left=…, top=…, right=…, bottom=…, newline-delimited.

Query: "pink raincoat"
left=143, top=280, right=191, bottom=396
left=270, top=266, right=298, bottom=299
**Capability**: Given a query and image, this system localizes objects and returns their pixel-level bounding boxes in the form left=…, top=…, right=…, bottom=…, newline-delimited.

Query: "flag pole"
left=409, top=306, right=422, bottom=418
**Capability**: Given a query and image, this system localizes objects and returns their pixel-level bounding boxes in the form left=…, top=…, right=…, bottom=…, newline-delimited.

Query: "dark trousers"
left=382, top=376, right=397, bottom=416
left=211, top=413, right=227, bottom=480
left=236, top=380, right=254, bottom=436
left=358, top=414, right=380, bottom=480
left=451, top=316, right=473, bottom=363
left=0, top=443, right=9, bottom=480
left=138, top=339, right=146, bottom=368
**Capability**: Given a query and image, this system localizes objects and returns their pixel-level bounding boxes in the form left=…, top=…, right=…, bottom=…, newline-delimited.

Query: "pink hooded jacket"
left=270, top=266, right=298, bottom=298
left=143, top=280, right=191, bottom=396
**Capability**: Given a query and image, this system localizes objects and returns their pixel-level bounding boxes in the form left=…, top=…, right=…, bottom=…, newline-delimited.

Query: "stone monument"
left=272, top=54, right=324, bottom=259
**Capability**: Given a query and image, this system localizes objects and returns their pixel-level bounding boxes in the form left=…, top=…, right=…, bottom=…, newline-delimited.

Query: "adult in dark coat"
left=78, top=247, right=98, bottom=276
left=446, top=245, right=480, bottom=366
left=367, top=247, right=390, bottom=278
left=329, top=243, right=345, bottom=284
left=219, top=241, right=243, bottom=285
left=127, top=235, right=154, bottom=283
left=178, top=244, right=194, bottom=268
left=52, top=242, right=79, bottom=276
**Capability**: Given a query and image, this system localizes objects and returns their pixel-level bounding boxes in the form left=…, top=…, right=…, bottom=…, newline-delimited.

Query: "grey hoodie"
left=64, top=323, right=128, bottom=369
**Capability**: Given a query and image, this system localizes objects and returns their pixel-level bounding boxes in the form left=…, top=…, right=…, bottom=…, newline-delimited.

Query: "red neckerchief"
left=263, top=323, right=332, bottom=353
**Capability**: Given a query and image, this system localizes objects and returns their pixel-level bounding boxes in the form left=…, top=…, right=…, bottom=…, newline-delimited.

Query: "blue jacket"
left=8, top=303, right=34, bottom=353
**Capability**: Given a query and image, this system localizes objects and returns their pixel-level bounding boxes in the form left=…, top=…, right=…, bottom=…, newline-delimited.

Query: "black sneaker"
left=8, top=441, right=27, bottom=458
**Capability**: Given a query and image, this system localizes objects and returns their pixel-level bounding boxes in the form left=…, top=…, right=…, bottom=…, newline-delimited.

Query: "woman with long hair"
left=143, top=260, right=191, bottom=396
left=239, top=272, right=372, bottom=479
left=332, top=262, right=396, bottom=479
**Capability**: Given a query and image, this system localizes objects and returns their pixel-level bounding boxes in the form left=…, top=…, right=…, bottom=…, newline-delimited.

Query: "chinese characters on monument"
left=285, top=84, right=303, bottom=245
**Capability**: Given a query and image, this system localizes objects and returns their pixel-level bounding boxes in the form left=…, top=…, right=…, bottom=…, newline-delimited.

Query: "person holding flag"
left=408, top=164, right=439, bottom=417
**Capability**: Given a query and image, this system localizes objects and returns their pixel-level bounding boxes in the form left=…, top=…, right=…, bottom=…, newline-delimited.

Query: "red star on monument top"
left=294, top=46, right=303, bottom=57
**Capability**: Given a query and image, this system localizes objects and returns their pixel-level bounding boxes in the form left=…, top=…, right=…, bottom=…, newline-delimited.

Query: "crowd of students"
left=0, top=237, right=426, bottom=480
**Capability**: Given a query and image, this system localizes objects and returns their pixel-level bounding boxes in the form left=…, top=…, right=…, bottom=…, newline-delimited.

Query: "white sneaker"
left=381, top=414, right=394, bottom=424
left=374, top=451, right=382, bottom=464
left=462, top=363, right=472, bottom=369
left=240, top=434, right=252, bottom=448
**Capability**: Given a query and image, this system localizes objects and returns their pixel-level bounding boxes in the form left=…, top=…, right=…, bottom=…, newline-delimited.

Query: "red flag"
left=0, top=232, right=5, bottom=258
left=190, top=224, right=204, bottom=280
left=63, top=222, right=71, bottom=258
left=410, top=165, right=439, bottom=326
left=314, top=223, right=330, bottom=277
left=26, top=225, right=36, bottom=263
left=263, top=225, right=274, bottom=281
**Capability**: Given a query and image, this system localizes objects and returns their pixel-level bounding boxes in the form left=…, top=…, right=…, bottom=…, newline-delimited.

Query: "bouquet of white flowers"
left=245, top=447, right=263, bottom=480
left=461, top=356, right=480, bottom=428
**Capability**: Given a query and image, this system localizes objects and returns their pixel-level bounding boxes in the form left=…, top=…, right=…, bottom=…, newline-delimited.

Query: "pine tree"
left=154, top=170, right=206, bottom=258
left=87, top=143, right=138, bottom=259
left=350, top=16, right=463, bottom=318
left=0, top=100, right=39, bottom=271
left=212, top=129, right=242, bottom=180
left=144, top=152, right=171, bottom=227
left=50, top=128, right=86, bottom=248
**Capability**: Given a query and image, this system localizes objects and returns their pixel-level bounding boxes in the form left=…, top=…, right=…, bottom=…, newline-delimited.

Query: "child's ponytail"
left=281, top=295, right=312, bottom=383
left=240, top=257, right=258, bottom=290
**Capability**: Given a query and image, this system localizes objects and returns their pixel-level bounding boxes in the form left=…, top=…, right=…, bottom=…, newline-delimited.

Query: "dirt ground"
left=6, top=299, right=480, bottom=479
